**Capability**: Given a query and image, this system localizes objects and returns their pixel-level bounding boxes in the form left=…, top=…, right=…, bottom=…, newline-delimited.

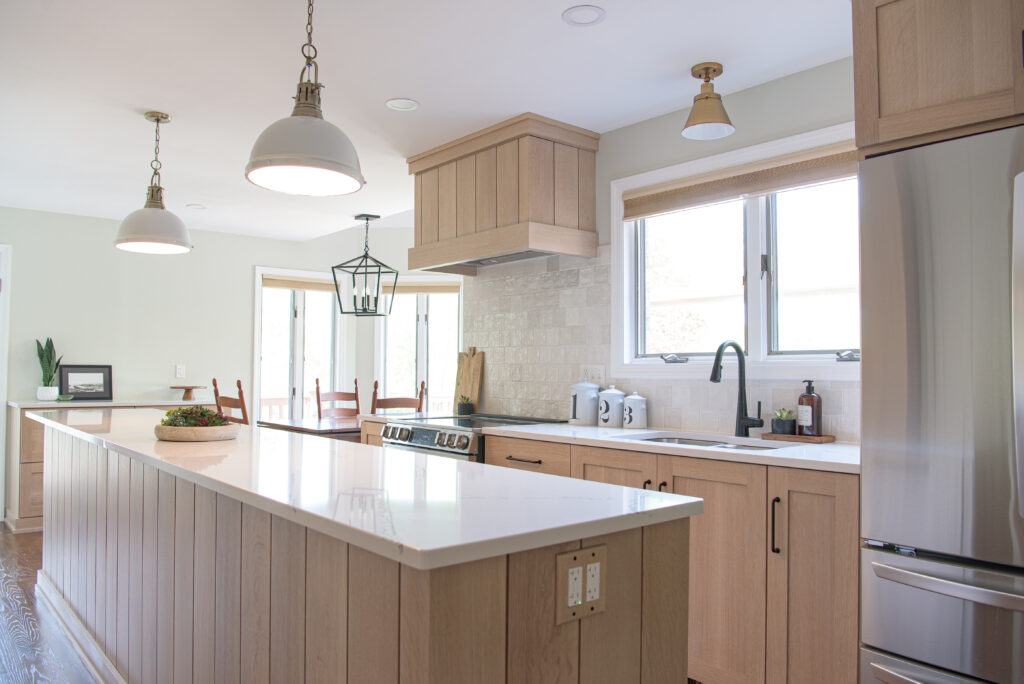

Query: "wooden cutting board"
left=453, top=346, right=484, bottom=410
left=761, top=433, right=835, bottom=444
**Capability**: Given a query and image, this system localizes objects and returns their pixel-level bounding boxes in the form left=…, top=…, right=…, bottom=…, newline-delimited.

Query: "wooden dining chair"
left=371, top=380, right=426, bottom=413
left=316, top=378, right=360, bottom=419
left=212, top=378, right=250, bottom=425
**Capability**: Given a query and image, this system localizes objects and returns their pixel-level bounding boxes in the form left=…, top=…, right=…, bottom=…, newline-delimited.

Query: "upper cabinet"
left=853, top=0, right=1024, bottom=149
left=406, top=113, right=599, bottom=275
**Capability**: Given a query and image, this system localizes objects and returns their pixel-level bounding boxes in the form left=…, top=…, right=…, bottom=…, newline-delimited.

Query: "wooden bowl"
left=154, top=423, right=240, bottom=442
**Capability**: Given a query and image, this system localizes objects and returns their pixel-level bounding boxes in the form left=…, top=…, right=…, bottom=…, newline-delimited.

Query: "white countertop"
left=481, top=424, right=860, bottom=474
left=10, top=398, right=208, bottom=410
left=28, top=409, right=703, bottom=570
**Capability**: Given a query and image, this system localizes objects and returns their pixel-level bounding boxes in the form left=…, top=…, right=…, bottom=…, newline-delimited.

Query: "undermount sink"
left=632, top=436, right=782, bottom=451
left=642, top=437, right=724, bottom=446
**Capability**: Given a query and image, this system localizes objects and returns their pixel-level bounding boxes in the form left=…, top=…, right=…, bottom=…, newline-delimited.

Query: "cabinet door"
left=484, top=436, right=571, bottom=477
left=658, top=455, right=767, bottom=684
left=361, top=423, right=383, bottom=446
left=766, top=468, right=859, bottom=684
left=570, top=446, right=657, bottom=488
left=853, top=0, right=1024, bottom=147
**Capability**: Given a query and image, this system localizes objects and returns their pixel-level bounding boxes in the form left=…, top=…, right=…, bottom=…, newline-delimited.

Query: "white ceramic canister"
left=622, top=392, right=648, bottom=429
left=569, top=379, right=600, bottom=425
left=597, top=385, right=626, bottom=427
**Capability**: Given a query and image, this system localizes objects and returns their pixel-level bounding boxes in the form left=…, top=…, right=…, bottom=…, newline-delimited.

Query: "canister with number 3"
left=622, top=392, right=647, bottom=429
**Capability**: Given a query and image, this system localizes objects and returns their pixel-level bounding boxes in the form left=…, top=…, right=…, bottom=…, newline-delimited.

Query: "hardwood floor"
left=0, top=528, right=93, bottom=683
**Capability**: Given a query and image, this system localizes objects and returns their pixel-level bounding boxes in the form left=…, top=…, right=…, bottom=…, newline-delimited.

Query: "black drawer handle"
left=507, top=455, right=542, bottom=465
left=771, top=496, right=781, bottom=553
left=642, top=479, right=652, bottom=489
left=657, top=481, right=667, bottom=491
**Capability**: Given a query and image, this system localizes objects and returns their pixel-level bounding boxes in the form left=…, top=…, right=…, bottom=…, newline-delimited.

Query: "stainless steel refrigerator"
left=860, top=126, right=1024, bottom=684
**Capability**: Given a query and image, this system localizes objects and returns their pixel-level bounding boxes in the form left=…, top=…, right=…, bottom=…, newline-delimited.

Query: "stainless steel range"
left=381, top=414, right=561, bottom=461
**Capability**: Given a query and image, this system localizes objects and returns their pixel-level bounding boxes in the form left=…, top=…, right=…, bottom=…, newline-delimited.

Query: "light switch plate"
left=175, top=363, right=186, bottom=379
left=555, top=544, right=608, bottom=625
left=581, top=364, right=605, bottom=386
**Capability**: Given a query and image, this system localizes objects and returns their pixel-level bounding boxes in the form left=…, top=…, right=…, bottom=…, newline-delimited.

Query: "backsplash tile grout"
left=463, top=247, right=861, bottom=443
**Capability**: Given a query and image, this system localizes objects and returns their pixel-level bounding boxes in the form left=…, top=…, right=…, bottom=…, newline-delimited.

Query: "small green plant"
left=774, top=408, right=794, bottom=420
left=35, top=338, right=62, bottom=387
left=161, top=406, right=230, bottom=427
left=458, top=394, right=472, bottom=405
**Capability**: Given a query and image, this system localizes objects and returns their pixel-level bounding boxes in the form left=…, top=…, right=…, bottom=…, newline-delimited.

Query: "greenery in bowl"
left=36, top=337, right=62, bottom=387
left=774, top=408, right=794, bottom=420
left=458, top=395, right=471, bottom=405
left=161, top=406, right=230, bottom=427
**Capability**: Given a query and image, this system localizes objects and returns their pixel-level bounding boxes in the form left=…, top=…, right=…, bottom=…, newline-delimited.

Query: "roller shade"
left=261, top=275, right=460, bottom=295
left=623, top=142, right=857, bottom=221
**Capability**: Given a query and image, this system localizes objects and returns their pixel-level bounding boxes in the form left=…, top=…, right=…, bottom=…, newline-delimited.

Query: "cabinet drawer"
left=19, top=463, right=44, bottom=519
left=361, top=422, right=384, bottom=446
left=485, top=437, right=571, bottom=477
left=20, top=412, right=44, bottom=463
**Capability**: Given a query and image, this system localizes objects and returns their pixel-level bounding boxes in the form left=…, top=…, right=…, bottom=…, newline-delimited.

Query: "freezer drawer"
left=860, top=648, right=987, bottom=684
left=861, top=547, right=1024, bottom=683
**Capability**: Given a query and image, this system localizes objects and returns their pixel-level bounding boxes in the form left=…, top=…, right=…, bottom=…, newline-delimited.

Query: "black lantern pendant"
left=332, top=213, right=399, bottom=316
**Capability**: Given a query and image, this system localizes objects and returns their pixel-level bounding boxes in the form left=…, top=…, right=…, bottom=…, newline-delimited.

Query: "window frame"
left=610, top=123, right=860, bottom=381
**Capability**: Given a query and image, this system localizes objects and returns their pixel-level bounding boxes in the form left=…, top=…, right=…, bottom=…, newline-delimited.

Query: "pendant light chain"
left=363, top=216, right=370, bottom=254
left=300, top=0, right=318, bottom=84
left=150, top=118, right=162, bottom=187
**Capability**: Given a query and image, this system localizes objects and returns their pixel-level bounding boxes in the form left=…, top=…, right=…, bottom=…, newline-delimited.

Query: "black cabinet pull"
left=658, top=481, right=668, bottom=491
left=507, top=455, right=542, bottom=465
left=770, top=496, right=781, bottom=553
left=642, top=479, right=652, bottom=489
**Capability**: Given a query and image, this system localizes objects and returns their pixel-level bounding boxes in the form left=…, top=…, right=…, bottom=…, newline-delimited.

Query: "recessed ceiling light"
left=562, top=4, right=606, bottom=26
left=185, top=203, right=206, bottom=210
left=385, top=98, right=420, bottom=112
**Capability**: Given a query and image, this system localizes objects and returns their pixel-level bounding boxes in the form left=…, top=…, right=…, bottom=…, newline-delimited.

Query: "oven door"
left=382, top=440, right=481, bottom=463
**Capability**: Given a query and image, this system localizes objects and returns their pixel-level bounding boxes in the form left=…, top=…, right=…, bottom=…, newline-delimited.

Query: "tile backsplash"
left=463, top=246, right=861, bottom=443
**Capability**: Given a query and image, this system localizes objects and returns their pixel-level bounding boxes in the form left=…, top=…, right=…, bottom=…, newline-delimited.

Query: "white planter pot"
left=37, top=386, right=59, bottom=401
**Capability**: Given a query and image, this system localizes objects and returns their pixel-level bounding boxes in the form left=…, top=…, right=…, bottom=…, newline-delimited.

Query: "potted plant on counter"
left=771, top=408, right=796, bottom=435
left=457, top=394, right=474, bottom=415
left=155, top=406, right=240, bottom=442
left=35, top=338, right=62, bottom=401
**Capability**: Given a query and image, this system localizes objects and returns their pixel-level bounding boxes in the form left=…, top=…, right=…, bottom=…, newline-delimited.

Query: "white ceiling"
left=0, top=0, right=852, bottom=241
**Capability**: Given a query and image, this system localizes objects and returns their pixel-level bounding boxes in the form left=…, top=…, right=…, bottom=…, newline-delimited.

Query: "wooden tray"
left=761, top=433, right=835, bottom=444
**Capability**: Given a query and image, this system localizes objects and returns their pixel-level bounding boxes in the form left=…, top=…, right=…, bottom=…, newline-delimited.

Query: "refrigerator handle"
left=1012, top=173, right=1024, bottom=520
left=868, top=663, right=922, bottom=684
left=872, top=562, right=1024, bottom=613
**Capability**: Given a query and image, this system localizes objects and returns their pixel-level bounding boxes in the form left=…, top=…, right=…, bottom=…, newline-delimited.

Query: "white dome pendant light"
left=245, top=0, right=365, bottom=196
left=681, top=62, right=735, bottom=141
left=115, top=112, right=193, bottom=254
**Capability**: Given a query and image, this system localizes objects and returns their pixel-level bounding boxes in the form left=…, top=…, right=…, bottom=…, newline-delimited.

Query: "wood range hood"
left=406, top=113, right=599, bottom=275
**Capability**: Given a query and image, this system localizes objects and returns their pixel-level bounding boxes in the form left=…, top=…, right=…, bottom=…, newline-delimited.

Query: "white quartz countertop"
left=10, top=398, right=208, bottom=409
left=27, top=409, right=703, bottom=570
left=481, top=424, right=860, bottom=474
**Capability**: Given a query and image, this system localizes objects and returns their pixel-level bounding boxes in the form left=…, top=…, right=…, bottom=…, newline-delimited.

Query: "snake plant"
left=35, top=338, right=62, bottom=387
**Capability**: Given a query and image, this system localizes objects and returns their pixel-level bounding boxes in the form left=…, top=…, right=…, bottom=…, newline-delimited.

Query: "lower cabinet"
left=360, top=421, right=384, bottom=446
left=557, top=444, right=858, bottom=684
left=484, top=436, right=571, bottom=477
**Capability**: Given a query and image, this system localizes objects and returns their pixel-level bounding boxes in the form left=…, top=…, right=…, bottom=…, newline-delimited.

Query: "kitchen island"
left=28, top=408, right=702, bottom=683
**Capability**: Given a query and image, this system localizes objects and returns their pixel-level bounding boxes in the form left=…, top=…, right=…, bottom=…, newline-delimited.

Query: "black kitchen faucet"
left=709, top=340, right=763, bottom=437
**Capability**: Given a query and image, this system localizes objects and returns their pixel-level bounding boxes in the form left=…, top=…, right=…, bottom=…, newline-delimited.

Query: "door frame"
left=0, top=244, right=12, bottom=515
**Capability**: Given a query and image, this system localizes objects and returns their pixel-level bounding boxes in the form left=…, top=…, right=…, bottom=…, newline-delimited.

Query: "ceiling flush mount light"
left=114, top=112, right=192, bottom=255
left=681, top=62, right=735, bottom=141
left=332, top=214, right=398, bottom=316
left=385, top=98, right=419, bottom=112
left=245, top=0, right=365, bottom=196
left=562, top=4, right=606, bottom=26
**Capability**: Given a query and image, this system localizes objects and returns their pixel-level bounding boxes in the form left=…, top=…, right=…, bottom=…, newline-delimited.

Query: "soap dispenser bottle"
left=797, top=380, right=822, bottom=436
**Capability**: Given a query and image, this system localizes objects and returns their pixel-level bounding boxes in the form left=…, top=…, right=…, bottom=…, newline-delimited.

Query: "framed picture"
left=58, top=364, right=113, bottom=400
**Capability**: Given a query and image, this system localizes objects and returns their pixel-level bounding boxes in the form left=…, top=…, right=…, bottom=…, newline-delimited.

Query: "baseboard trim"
left=34, top=571, right=125, bottom=684
left=5, top=511, right=42, bottom=533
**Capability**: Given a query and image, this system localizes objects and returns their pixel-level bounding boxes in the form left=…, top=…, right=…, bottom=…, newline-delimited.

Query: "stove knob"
left=446, top=433, right=458, bottom=447
left=436, top=432, right=446, bottom=446
left=456, top=435, right=470, bottom=450
left=399, top=428, right=412, bottom=441
left=382, top=426, right=392, bottom=439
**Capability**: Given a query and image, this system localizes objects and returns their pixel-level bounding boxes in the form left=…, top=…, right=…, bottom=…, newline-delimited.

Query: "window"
left=382, top=287, right=461, bottom=414
left=634, top=176, right=859, bottom=361
left=258, top=276, right=345, bottom=420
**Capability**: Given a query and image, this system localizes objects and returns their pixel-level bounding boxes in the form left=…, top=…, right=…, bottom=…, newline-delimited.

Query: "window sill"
left=612, top=355, right=860, bottom=382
